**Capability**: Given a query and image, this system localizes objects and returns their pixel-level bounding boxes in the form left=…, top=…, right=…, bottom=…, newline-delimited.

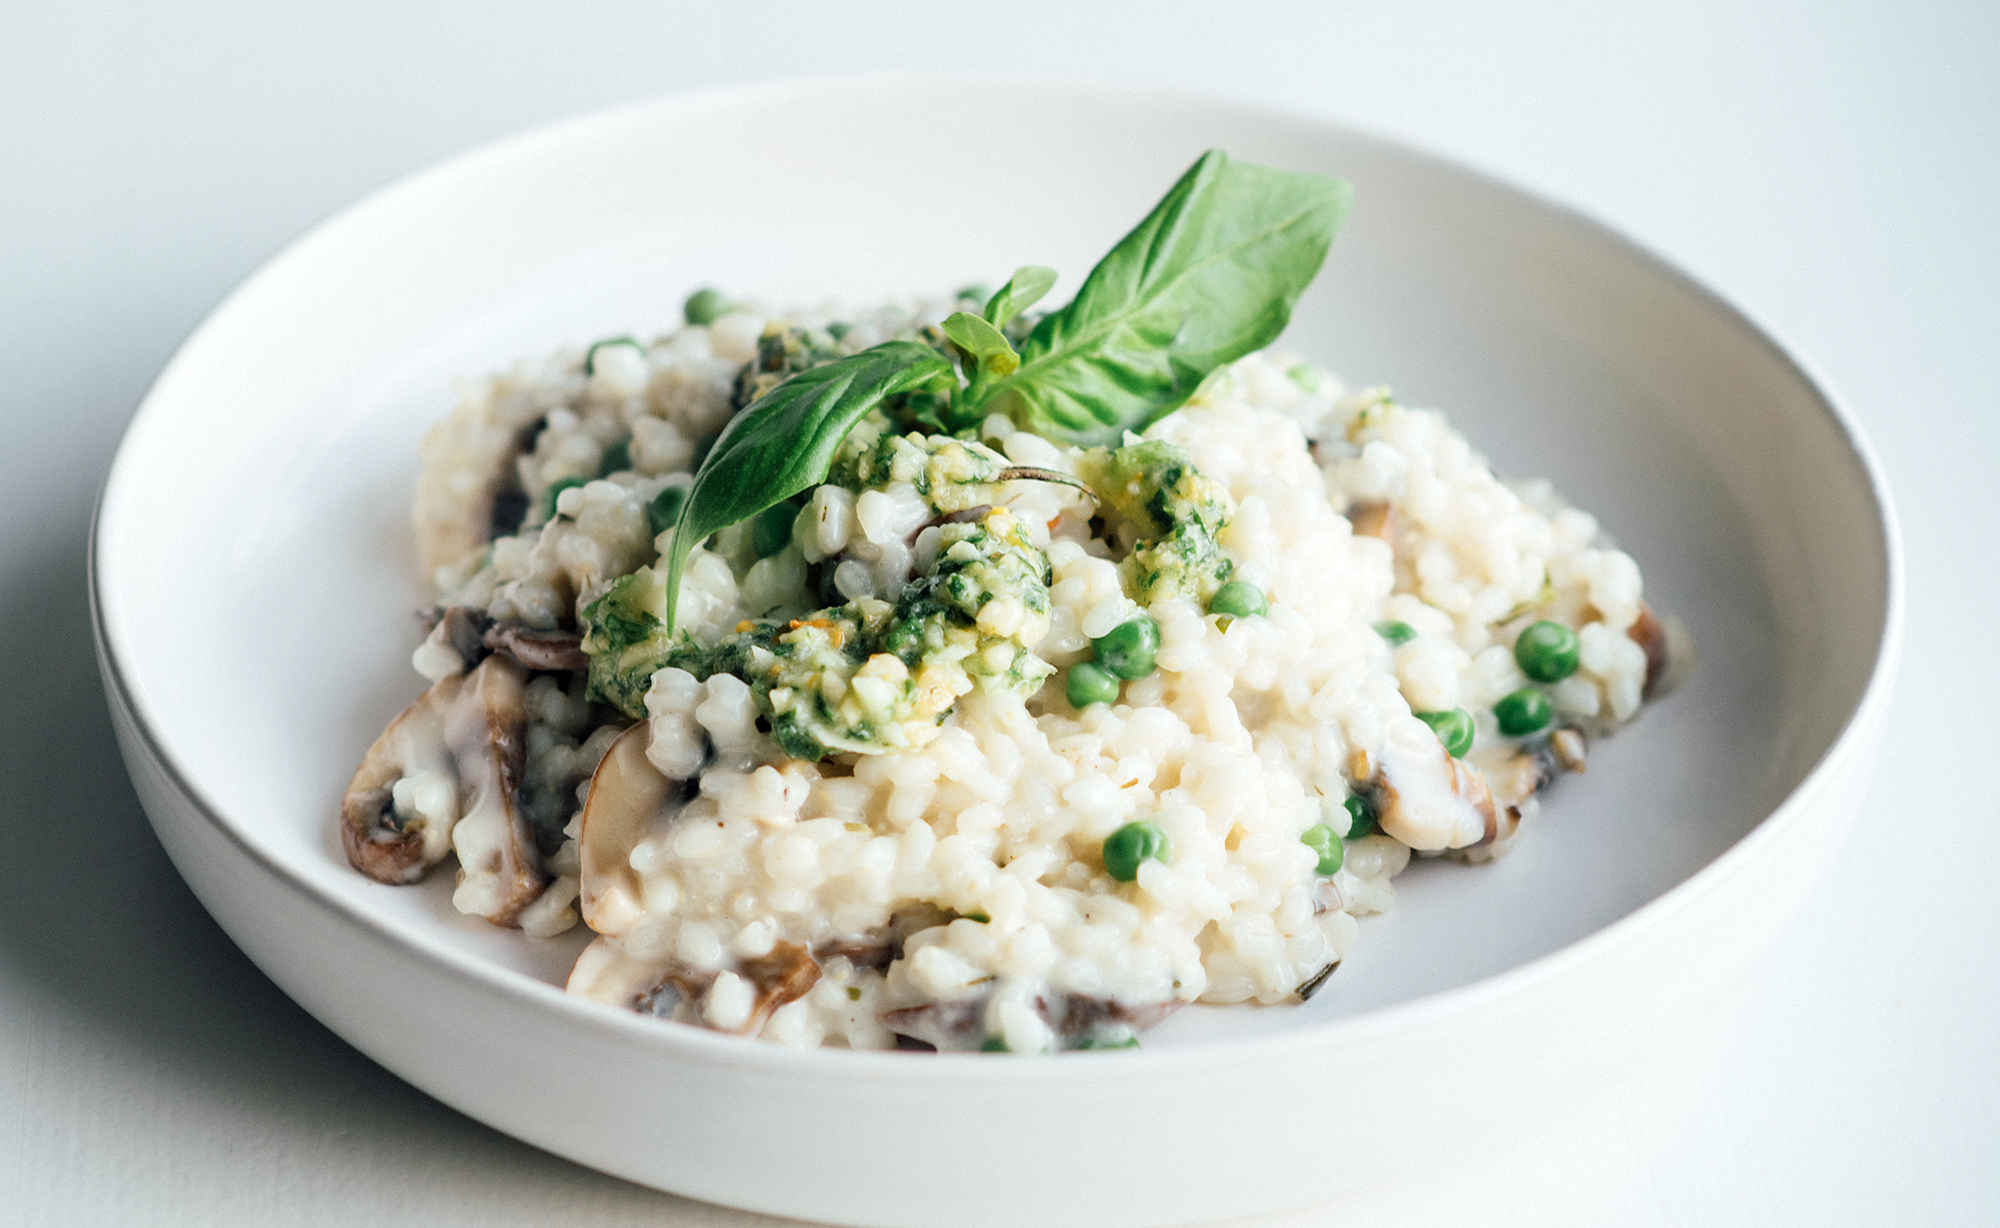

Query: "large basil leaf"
left=660, top=340, right=953, bottom=632
left=976, top=150, right=1351, bottom=446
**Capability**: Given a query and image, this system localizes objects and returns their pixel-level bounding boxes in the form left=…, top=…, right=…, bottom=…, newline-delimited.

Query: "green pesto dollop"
left=827, top=415, right=1013, bottom=515
left=1075, top=439, right=1235, bottom=607
left=580, top=506, right=1053, bottom=760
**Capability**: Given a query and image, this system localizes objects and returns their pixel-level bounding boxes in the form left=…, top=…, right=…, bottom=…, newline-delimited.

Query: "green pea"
left=583, top=336, right=643, bottom=376
left=1300, top=823, right=1344, bottom=875
left=1416, top=707, right=1475, bottom=758
left=599, top=439, right=631, bottom=476
left=1514, top=620, right=1581, bottom=682
left=1494, top=687, right=1554, bottom=736
left=1344, top=794, right=1376, bottom=838
left=751, top=503, right=796, bottom=559
left=1210, top=580, right=1268, bottom=619
left=539, top=476, right=587, bottom=522
left=1066, top=661, right=1122, bottom=709
left=980, top=1036, right=1008, bottom=1053
left=646, top=485, right=688, bottom=536
left=1092, top=616, right=1160, bottom=680
left=1373, top=620, right=1417, bottom=647
left=1073, top=1035, right=1142, bottom=1050
left=1102, top=820, right=1169, bottom=882
left=683, top=287, right=732, bottom=326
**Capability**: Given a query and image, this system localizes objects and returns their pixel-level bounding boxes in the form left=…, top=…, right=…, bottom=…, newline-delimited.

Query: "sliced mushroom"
left=429, top=605, right=494, bottom=660
left=1628, top=601, right=1670, bottom=699
left=1368, top=720, right=1495, bottom=850
left=443, top=655, right=548, bottom=926
left=341, top=653, right=550, bottom=927
left=736, top=941, right=823, bottom=1030
left=577, top=723, right=681, bottom=938
left=569, top=934, right=685, bottom=1008
left=567, top=935, right=820, bottom=1037
left=1550, top=727, right=1588, bottom=774
left=815, top=937, right=899, bottom=973
left=883, top=987, right=1183, bottom=1051
left=881, top=997, right=988, bottom=1051
left=1044, top=993, right=1182, bottom=1045
left=483, top=621, right=588, bottom=673
left=341, top=676, right=465, bottom=884
left=415, top=604, right=589, bottom=678
left=412, top=606, right=492, bottom=681
left=635, top=968, right=712, bottom=1019
left=1346, top=500, right=1397, bottom=543
left=1474, top=747, right=1552, bottom=850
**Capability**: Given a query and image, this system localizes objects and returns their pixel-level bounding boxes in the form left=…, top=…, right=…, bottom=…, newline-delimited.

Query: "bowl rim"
left=90, top=72, right=1905, bottom=1085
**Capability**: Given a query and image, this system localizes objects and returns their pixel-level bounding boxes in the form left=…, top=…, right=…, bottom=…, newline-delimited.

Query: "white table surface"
left=5, top=2, right=1996, bottom=1224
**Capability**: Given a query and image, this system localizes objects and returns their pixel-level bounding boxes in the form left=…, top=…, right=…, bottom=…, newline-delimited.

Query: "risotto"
left=340, top=152, right=1682, bottom=1052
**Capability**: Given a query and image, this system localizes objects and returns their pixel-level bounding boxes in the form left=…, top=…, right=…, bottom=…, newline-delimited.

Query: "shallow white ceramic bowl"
left=93, top=78, right=1899, bottom=1227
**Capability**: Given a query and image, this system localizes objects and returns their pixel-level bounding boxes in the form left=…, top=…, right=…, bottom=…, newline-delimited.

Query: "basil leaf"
left=982, top=265, right=1057, bottom=329
left=941, top=311, right=1021, bottom=405
left=979, top=150, right=1352, bottom=446
left=942, top=312, right=1020, bottom=373
left=660, top=340, right=953, bottom=632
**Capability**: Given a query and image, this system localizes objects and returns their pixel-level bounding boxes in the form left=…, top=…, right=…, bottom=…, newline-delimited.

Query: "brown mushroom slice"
left=1346, top=499, right=1397, bottom=543
left=411, top=606, right=494, bottom=681
left=1469, top=748, right=1551, bottom=850
left=483, top=621, right=589, bottom=673
left=1550, top=727, right=1588, bottom=774
left=577, top=723, right=682, bottom=938
left=881, top=997, right=988, bottom=1051
left=568, top=935, right=680, bottom=1008
left=1628, top=601, right=1670, bottom=700
left=444, top=654, right=548, bottom=926
left=735, top=941, right=823, bottom=1032
left=567, top=936, right=821, bottom=1036
left=669, top=944, right=820, bottom=1036
left=883, top=987, right=1183, bottom=1051
left=1045, top=993, right=1182, bottom=1046
left=414, top=605, right=589, bottom=677
left=815, top=938, right=899, bottom=973
left=1369, top=721, right=1494, bottom=850
left=340, top=677, right=464, bottom=884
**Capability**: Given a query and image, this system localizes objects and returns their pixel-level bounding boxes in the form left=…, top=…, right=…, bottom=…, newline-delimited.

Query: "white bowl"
left=91, top=77, right=1900, bottom=1227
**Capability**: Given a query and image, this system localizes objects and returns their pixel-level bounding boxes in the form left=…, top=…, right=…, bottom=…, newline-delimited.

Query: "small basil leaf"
left=979, top=150, right=1351, bottom=446
left=941, top=310, right=1021, bottom=403
left=941, top=312, right=1018, bottom=369
left=660, top=340, right=953, bottom=632
left=982, top=265, right=1057, bottom=330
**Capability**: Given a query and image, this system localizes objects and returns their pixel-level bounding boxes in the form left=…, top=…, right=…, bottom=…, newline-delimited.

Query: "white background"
left=3, top=3, right=1995, bottom=1225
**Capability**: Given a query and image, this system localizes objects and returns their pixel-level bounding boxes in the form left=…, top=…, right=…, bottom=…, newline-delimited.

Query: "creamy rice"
left=342, top=296, right=1679, bottom=1053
